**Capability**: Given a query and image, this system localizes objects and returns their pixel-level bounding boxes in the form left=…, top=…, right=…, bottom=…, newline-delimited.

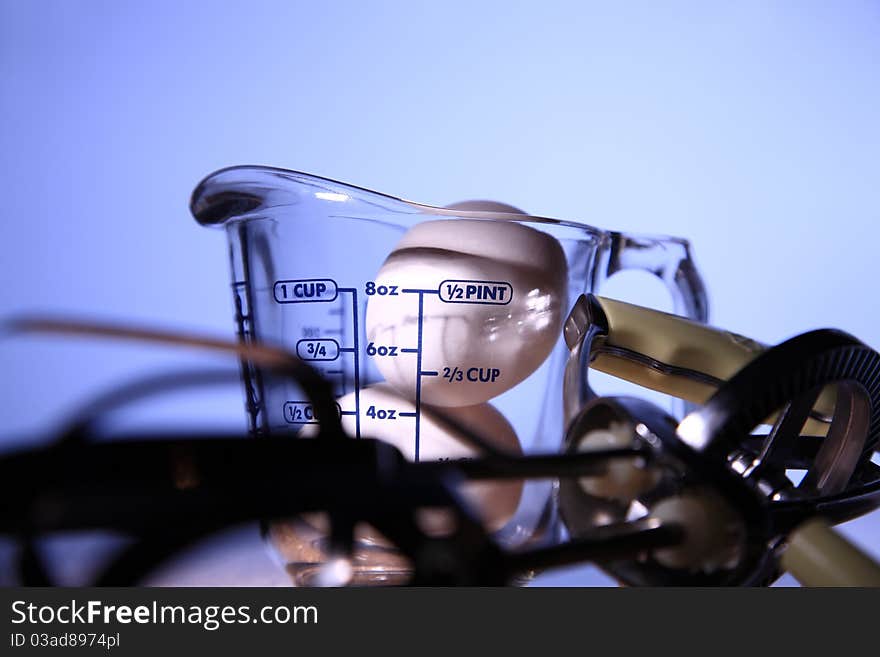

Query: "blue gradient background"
left=1, top=1, right=878, bottom=585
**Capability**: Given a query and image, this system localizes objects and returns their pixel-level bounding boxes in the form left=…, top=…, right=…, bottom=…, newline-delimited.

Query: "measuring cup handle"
left=607, top=232, right=709, bottom=323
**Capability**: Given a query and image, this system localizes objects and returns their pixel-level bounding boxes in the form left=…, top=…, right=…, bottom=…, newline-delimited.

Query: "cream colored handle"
left=592, top=296, right=763, bottom=402
left=781, top=518, right=880, bottom=587
left=590, top=296, right=834, bottom=433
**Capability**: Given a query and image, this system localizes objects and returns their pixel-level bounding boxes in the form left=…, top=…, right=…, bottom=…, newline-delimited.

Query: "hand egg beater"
left=559, top=293, right=880, bottom=585
left=2, top=294, right=879, bottom=586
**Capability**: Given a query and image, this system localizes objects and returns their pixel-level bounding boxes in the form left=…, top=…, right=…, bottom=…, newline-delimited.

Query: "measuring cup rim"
left=189, top=164, right=691, bottom=246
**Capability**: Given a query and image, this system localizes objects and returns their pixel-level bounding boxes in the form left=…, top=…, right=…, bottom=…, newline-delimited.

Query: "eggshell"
left=365, top=219, right=568, bottom=406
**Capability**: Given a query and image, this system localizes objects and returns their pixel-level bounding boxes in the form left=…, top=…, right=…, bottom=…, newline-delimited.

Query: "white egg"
left=650, top=491, right=744, bottom=572
left=577, top=421, right=659, bottom=502
left=302, top=383, right=523, bottom=531
left=365, top=219, right=568, bottom=406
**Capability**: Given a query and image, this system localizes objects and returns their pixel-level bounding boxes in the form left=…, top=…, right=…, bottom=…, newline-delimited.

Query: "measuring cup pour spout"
left=190, top=165, right=423, bottom=226
left=191, top=165, right=709, bottom=585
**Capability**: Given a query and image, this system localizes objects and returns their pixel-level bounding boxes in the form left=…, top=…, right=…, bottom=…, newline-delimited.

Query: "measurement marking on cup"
left=285, top=278, right=506, bottom=454
left=274, top=278, right=339, bottom=303
left=439, top=279, right=512, bottom=305
left=283, top=401, right=342, bottom=424
left=338, top=287, right=361, bottom=439
left=296, top=338, right=340, bottom=361
left=336, top=303, right=348, bottom=394
left=366, top=342, right=398, bottom=357
left=416, top=293, right=425, bottom=460
left=396, top=288, right=438, bottom=462
left=413, top=292, right=426, bottom=460
left=364, top=281, right=399, bottom=296
left=366, top=406, right=397, bottom=420
left=361, top=283, right=500, bottom=459
left=442, top=366, right=501, bottom=383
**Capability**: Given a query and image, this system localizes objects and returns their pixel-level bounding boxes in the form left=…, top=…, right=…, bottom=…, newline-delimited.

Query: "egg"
left=365, top=219, right=568, bottom=406
left=301, top=383, right=523, bottom=531
left=650, top=491, right=744, bottom=572
left=576, top=421, right=659, bottom=502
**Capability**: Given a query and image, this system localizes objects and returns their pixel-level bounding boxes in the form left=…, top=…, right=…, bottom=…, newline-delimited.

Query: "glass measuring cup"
left=190, top=165, right=708, bottom=584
